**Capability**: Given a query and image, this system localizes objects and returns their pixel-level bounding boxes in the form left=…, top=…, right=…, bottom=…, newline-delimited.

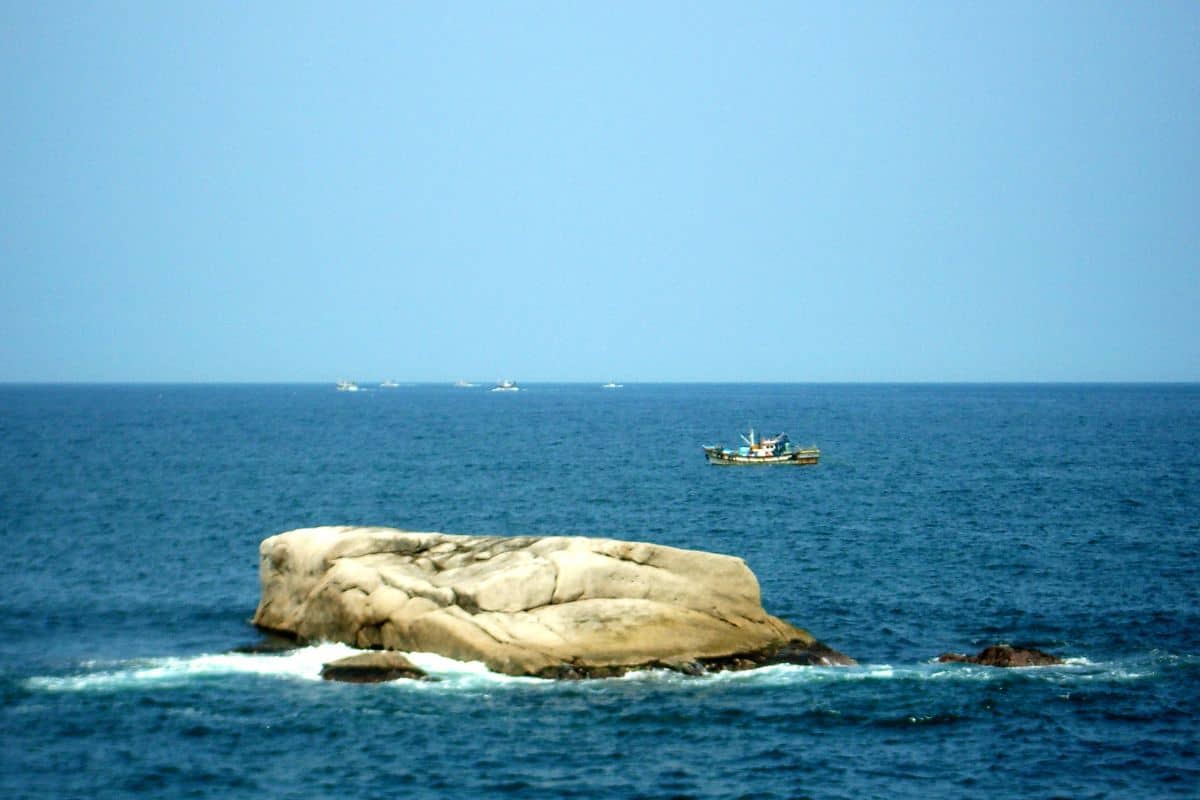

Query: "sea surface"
left=1, top=383, right=1197, bottom=799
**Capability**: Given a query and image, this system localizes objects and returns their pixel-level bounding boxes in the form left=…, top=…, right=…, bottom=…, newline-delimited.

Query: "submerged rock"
left=938, top=644, right=1063, bottom=667
left=252, top=526, right=855, bottom=678
left=320, top=652, right=431, bottom=683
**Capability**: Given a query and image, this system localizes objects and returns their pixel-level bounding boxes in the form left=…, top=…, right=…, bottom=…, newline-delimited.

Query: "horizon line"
left=2, top=379, right=1197, bottom=387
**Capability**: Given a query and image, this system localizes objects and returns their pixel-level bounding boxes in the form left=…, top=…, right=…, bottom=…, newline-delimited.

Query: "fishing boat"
left=491, top=379, right=520, bottom=392
left=379, top=380, right=400, bottom=388
left=336, top=379, right=360, bottom=392
left=703, top=428, right=819, bottom=465
left=602, top=381, right=623, bottom=389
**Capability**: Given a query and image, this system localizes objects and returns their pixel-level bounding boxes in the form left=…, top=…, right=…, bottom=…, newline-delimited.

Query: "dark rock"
left=231, top=633, right=300, bottom=654
left=938, top=644, right=1063, bottom=667
left=530, top=638, right=858, bottom=680
left=664, top=659, right=706, bottom=677
left=766, top=639, right=859, bottom=667
left=693, top=638, right=858, bottom=674
left=320, top=652, right=432, bottom=683
left=534, top=663, right=633, bottom=680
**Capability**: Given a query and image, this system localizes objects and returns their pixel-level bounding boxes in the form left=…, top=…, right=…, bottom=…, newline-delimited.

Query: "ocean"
left=1, top=383, right=1197, bottom=799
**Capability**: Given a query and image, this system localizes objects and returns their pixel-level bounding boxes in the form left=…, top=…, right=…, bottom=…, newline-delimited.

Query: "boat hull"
left=703, top=447, right=820, bottom=466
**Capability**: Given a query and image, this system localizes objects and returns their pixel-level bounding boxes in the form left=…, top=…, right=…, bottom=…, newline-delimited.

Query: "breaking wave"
left=23, top=646, right=1166, bottom=694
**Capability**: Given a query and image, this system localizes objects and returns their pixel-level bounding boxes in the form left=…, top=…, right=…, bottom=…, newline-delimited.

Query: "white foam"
left=25, top=648, right=883, bottom=693
left=24, top=644, right=557, bottom=694
left=399, top=651, right=542, bottom=690
left=26, top=643, right=360, bottom=692
left=24, top=647, right=1159, bottom=694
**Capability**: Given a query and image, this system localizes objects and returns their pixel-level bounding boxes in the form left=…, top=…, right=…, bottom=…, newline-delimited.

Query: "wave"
left=22, top=645, right=552, bottom=694
left=24, top=646, right=1178, bottom=694
left=25, top=643, right=360, bottom=692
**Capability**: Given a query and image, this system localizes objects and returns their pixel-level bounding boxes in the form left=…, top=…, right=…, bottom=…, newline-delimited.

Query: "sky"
left=1, top=2, right=1197, bottom=383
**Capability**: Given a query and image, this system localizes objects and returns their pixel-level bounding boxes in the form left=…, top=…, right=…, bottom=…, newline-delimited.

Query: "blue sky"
left=2, top=2, right=1197, bottom=382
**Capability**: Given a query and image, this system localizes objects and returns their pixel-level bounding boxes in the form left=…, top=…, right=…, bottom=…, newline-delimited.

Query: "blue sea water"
left=1, top=383, right=1197, bottom=799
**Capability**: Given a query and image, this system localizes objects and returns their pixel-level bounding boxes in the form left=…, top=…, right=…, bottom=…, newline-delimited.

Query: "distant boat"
left=703, top=428, right=819, bottom=466
left=336, top=380, right=360, bottom=392
left=453, top=379, right=477, bottom=388
left=602, top=381, right=624, bottom=389
left=379, top=380, right=400, bottom=388
left=491, top=379, right=520, bottom=392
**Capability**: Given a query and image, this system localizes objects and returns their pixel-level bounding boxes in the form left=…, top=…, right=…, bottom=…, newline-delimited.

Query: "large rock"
left=252, top=526, right=854, bottom=678
left=938, top=644, right=1063, bottom=667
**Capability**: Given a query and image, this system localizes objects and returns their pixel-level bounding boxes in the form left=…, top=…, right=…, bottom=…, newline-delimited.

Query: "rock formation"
left=252, top=526, right=854, bottom=678
left=320, top=652, right=431, bottom=683
left=938, top=644, right=1063, bottom=667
